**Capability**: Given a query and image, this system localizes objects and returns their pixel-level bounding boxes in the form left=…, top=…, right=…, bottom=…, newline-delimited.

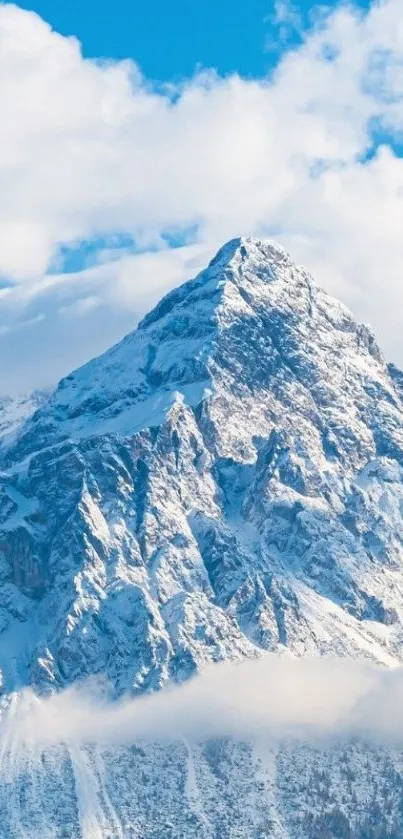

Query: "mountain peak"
left=2, top=236, right=403, bottom=708
left=139, top=237, right=294, bottom=331
left=206, top=235, right=289, bottom=271
left=2, top=237, right=390, bottom=464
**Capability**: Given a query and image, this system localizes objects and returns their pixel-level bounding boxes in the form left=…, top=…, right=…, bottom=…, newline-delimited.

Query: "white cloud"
left=2, top=1, right=403, bottom=388
left=267, top=0, right=304, bottom=48
left=7, top=655, right=403, bottom=749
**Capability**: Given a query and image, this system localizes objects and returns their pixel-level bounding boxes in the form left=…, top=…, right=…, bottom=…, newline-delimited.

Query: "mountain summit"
left=2, top=236, right=403, bottom=683
left=1, top=239, right=403, bottom=836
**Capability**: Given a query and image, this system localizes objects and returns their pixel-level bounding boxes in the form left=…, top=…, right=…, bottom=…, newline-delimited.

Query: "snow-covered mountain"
left=1, top=237, right=403, bottom=837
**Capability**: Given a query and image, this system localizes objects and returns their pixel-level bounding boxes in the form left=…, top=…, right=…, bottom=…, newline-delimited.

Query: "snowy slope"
left=1, top=237, right=403, bottom=836
left=0, top=390, right=50, bottom=442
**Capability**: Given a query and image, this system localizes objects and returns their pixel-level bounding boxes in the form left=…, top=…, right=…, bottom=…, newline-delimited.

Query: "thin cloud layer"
left=2, top=1, right=403, bottom=388
left=6, top=656, right=403, bottom=750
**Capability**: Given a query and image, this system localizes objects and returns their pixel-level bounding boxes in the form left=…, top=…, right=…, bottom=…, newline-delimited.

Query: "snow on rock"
left=0, top=390, right=50, bottom=442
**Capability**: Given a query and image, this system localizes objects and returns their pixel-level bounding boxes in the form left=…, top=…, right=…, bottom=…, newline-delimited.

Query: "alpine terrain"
left=1, top=237, right=403, bottom=837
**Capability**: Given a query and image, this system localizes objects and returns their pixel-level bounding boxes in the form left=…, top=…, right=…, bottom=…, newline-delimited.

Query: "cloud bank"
left=7, top=655, right=403, bottom=750
left=2, top=1, right=403, bottom=388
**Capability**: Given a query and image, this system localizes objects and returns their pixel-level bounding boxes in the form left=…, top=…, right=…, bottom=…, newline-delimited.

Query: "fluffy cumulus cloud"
left=1, top=0, right=403, bottom=389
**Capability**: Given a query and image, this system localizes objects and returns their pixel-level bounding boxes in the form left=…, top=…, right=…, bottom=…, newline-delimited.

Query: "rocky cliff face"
left=1, top=237, right=403, bottom=837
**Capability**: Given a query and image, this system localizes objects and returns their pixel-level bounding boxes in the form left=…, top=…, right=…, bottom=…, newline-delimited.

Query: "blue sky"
left=1, top=0, right=403, bottom=393
left=11, top=0, right=371, bottom=78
